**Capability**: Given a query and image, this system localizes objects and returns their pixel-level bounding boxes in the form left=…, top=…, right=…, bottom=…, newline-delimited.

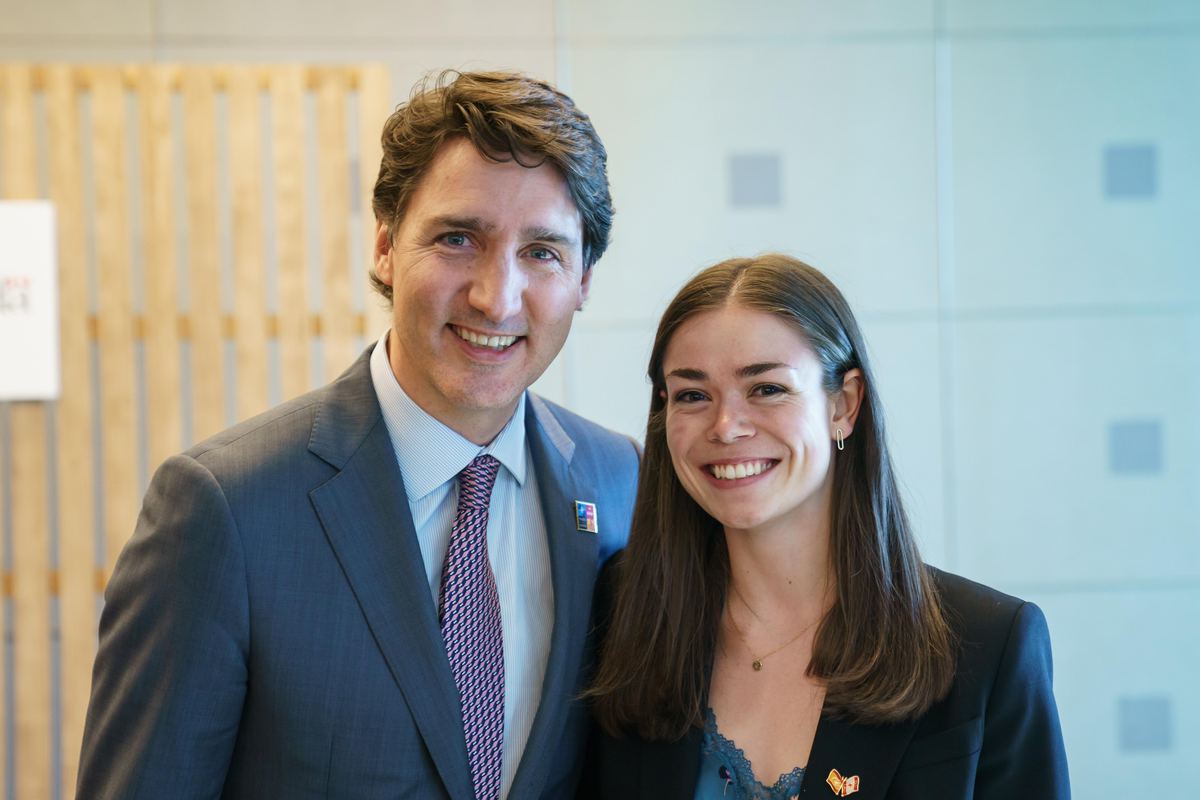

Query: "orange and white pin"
left=826, top=768, right=860, bottom=797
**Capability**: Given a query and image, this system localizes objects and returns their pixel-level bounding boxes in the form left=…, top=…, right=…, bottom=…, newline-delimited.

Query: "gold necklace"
left=726, top=582, right=820, bottom=672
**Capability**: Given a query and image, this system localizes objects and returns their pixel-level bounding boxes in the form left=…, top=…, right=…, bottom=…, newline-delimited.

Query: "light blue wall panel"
left=951, top=314, right=1200, bottom=586
left=859, top=318, right=948, bottom=566
left=568, top=40, right=939, bottom=325
left=556, top=320, right=658, bottom=442
left=946, top=0, right=1200, bottom=32
left=950, top=37, right=1200, bottom=311
left=1021, top=587, right=1200, bottom=799
left=562, top=0, right=934, bottom=39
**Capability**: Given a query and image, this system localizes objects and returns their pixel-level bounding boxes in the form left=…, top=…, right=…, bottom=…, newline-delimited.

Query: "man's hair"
left=370, top=70, right=613, bottom=302
left=587, top=254, right=956, bottom=740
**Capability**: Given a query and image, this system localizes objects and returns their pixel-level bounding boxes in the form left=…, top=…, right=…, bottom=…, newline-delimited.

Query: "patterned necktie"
left=439, top=454, right=504, bottom=800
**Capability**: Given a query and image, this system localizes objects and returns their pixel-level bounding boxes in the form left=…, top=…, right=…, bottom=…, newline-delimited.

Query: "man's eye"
left=441, top=232, right=470, bottom=247
left=528, top=246, right=559, bottom=262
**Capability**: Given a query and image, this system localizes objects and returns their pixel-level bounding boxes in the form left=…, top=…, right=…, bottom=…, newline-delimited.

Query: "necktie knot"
left=458, top=454, right=501, bottom=510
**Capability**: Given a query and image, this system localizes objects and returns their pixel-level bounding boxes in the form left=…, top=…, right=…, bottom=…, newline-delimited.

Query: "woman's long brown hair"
left=587, top=254, right=956, bottom=740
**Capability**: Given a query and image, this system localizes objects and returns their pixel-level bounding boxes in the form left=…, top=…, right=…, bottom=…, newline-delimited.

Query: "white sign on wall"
left=0, top=201, right=60, bottom=401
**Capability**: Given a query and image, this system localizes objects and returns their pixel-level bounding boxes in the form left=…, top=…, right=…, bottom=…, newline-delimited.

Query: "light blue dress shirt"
left=369, top=334, right=553, bottom=799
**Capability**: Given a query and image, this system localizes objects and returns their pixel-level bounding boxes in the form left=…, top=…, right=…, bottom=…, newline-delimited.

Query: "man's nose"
left=468, top=251, right=525, bottom=324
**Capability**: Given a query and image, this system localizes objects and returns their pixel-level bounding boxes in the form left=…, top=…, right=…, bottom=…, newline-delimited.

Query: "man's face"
left=374, top=137, right=591, bottom=443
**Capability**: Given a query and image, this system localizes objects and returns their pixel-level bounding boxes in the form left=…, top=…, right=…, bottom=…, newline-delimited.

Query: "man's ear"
left=831, top=368, right=865, bottom=440
left=373, top=219, right=394, bottom=286
left=576, top=266, right=594, bottom=311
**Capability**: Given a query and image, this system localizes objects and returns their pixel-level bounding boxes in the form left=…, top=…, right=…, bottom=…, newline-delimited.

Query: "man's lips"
left=451, top=324, right=521, bottom=351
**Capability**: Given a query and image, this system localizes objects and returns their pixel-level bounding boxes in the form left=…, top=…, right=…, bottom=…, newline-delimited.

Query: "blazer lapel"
left=800, top=711, right=918, bottom=799
left=508, top=395, right=601, bottom=797
left=307, top=353, right=474, bottom=800
left=641, top=729, right=704, bottom=798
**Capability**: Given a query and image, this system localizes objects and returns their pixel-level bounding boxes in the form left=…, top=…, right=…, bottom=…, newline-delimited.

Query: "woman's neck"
left=723, top=514, right=833, bottom=625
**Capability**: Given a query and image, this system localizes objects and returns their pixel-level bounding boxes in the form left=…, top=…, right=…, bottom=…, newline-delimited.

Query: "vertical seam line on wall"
left=933, top=5, right=958, bottom=569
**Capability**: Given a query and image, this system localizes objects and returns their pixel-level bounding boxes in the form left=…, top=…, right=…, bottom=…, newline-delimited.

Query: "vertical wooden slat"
left=45, top=64, right=95, bottom=797
left=0, top=412, right=5, bottom=796
left=315, top=70, right=354, bottom=381
left=182, top=68, right=224, bottom=441
left=229, top=69, right=268, bottom=419
left=92, top=67, right=140, bottom=575
left=2, top=62, right=53, bottom=800
left=270, top=66, right=309, bottom=399
left=139, top=66, right=181, bottom=470
left=357, top=65, right=392, bottom=342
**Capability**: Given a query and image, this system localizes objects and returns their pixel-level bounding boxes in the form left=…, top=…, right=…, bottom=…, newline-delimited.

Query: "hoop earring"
left=836, top=427, right=845, bottom=451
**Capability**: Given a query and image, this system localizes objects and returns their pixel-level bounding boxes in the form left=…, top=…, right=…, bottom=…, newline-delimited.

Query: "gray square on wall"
left=1104, top=144, right=1157, bottom=199
left=1118, top=695, right=1173, bottom=752
left=1108, top=419, right=1163, bottom=475
left=729, top=153, right=782, bottom=208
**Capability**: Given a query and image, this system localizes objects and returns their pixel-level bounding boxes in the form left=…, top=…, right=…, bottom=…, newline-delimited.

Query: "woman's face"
left=662, top=304, right=843, bottom=537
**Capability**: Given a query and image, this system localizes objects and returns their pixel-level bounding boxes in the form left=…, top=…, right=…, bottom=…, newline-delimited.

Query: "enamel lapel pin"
left=826, top=768, right=860, bottom=797
left=574, top=500, right=598, bottom=533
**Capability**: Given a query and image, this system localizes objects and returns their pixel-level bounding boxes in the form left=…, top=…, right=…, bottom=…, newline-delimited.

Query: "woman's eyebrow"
left=666, top=362, right=791, bottom=381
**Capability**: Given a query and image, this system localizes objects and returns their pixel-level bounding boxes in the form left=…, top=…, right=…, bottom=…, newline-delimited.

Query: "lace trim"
left=702, top=708, right=805, bottom=800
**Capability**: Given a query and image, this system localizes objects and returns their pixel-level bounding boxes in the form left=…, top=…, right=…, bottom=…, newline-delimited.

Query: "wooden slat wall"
left=91, top=67, right=139, bottom=579
left=229, top=71, right=269, bottom=420
left=2, top=63, right=53, bottom=800
left=44, top=64, right=95, bottom=797
left=271, top=66, right=311, bottom=401
left=0, top=63, right=388, bottom=800
left=316, top=70, right=355, bottom=382
left=183, top=69, right=225, bottom=442
left=140, top=67, right=182, bottom=472
left=358, top=65, right=393, bottom=341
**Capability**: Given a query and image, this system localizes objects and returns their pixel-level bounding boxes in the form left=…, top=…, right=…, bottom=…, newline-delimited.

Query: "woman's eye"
left=673, top=390, right=708, bottom=404
left=753, top=384, right=787, bottom=397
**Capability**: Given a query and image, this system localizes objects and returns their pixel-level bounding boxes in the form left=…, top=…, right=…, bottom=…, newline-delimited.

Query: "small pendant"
left=752, top=659, right=762, bottom=671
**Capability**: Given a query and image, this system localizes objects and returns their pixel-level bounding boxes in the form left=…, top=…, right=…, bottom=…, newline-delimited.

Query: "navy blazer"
left=580, top=567, right=1070, bottom=799
left=78, top=349, right=639, bottom=799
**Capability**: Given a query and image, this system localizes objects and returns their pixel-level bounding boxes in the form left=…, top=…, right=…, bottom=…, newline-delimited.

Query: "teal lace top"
left=693, top=708, right=805, bottom=800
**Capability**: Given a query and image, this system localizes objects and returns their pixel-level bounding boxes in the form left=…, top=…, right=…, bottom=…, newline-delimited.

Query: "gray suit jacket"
left=78, top=349, right=639, bottom=799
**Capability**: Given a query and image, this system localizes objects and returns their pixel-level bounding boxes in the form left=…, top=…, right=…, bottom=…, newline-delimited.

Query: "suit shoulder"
left=528, top=393, right=640, bottom=464
left=173, top=385, right=333, bottom=491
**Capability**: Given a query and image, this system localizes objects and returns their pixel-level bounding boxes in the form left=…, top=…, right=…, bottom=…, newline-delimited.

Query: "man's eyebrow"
left=523, top=226, right=578, bottom=247
left=426, top=215, right=493, bottom=233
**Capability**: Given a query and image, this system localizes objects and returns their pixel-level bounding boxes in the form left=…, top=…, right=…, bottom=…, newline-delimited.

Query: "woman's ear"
left=831, top=368, right=865, bottom=440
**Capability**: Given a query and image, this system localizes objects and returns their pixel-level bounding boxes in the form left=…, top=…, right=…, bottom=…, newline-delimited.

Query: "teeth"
left=454, top=326, right=517, bottom=350
left=710, top=461, right=772, bottom=481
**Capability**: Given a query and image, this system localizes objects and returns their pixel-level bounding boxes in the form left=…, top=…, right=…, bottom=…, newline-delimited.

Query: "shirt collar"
left=369, top=332, right=528, bottom=501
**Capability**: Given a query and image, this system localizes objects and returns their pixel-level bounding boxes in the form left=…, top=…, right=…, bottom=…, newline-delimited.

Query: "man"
left=77, top=71, right=638, bottom=799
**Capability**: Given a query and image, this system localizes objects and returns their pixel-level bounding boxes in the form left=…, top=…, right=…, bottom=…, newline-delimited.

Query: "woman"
left=583, top=254, right=1069, bottom=798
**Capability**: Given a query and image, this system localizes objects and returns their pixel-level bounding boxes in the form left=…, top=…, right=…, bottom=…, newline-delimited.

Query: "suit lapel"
left=307, top=353, right=474, bottom=800
left=800, top=711, right=918, bottom=799
left=508, top=396, right=600, bottom=797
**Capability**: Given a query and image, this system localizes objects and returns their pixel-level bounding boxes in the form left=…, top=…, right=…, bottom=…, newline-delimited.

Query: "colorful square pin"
left=574, top=500, right=598, bottom=533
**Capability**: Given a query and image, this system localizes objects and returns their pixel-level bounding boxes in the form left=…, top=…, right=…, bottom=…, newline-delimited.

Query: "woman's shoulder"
left=927, top=565, right=1044, bottom=644
left=925, top=565, right=1056, bottom=710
